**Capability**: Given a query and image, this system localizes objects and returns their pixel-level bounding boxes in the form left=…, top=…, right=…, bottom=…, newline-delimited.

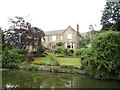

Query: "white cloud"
left=0, top=0, right=106, bottom=32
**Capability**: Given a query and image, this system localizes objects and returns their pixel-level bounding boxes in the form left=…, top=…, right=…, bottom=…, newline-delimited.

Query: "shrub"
left=19, top=54, right=27, bottom=62
left=47, top=53, right=59, bottom=65
left=32, top=51, right=37, bottom=57
left=56, top=53, right=64, bottom=57
left=10, top=49, right=28, bottom=54
left=74, top=48, right=86, bottom=56
left=69, top=49, right=74, bottom=53
left=81, top=48, right=92, bottom=61
left=67, top=49, right=74, bottom=56
left=35, top=44, right=46, bottom=57
left=56, top=42, right=64, bottom=46
left=2, top=48, right=21, bottom=68
left=26, top=52, right=35, bottom=62
left=64, top=48, right=68, bottom=56
left=83, top=31, right=120, bottom=80
left=79, top=48, right=92, bottom=70
left=32, top=61, right=46, bottom=65
left=60, top=64, right=74, bottom=69
left=45, top=63, right=51, bottom=66
left=23, top=65, right=39, bottom=70
left=55, top=46, right=64, bottom=53
left=11, top=49, right=28, bottom=62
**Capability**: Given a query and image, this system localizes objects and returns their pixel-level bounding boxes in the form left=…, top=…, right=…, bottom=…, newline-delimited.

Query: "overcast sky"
left=0, top=0, right=106, bottom=33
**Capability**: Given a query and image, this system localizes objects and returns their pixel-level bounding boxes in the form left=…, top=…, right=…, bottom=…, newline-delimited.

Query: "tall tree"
left=101, top=2, right=120, bottom=31
left=3, top=16, right=45, bottom=50
left=0, top=27, right=2, bottom=54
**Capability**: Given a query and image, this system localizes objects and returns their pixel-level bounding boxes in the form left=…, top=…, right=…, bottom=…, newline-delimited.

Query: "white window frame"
left=52, top=35, right=56, bottom=41
left=67, top=34, right=72, bottom=39
left=61, top=36, right=62, bottom=41
left=66, top=42, right=74, bottom=49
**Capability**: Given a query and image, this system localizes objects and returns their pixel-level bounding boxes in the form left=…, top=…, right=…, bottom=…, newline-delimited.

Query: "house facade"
left=42, top=25, right=81, bottom=50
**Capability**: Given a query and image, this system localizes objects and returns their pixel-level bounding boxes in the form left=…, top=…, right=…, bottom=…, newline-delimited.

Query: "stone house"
left=42, top=25, right=81, bottom=50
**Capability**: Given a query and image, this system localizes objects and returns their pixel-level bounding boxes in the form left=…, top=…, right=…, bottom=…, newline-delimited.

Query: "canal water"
left=2, top=69, right=120, bottom=88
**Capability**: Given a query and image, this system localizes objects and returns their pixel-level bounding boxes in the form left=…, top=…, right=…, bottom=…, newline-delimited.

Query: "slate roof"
left=45, top=30, right=65, bottom=36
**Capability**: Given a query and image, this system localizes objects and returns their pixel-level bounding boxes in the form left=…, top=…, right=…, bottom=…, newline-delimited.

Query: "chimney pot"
left=77, top=24, right=79, bottom=33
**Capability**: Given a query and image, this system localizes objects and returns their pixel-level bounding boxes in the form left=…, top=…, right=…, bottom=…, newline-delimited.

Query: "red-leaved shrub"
left=26, top=52, right=35, bottom=62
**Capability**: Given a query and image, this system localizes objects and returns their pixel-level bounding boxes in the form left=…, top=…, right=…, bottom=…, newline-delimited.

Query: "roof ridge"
left=45, top=29, right=65, bottom=32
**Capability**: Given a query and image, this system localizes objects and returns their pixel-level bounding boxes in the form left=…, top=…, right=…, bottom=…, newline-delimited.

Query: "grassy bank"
left=17, top=57, right=84, bottom=74
left=35, top=57, right=81, bottom=67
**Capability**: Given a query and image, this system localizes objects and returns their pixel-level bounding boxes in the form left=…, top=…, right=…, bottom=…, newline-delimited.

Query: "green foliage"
left=55, top=46, right=65, bottom=57
left=63, top=48, right=68, bottom=56
left=101, top=2, right=120, bottom=31
left=80, top=48, right=92, bottom=70
left=32, top=61, right=46, bottom=65
left=2, top=48, right=21, bottom=68
left=81, top=48, right=92, bottom=61
left=10, top=49, right=28, bottom=54
left=47, top=53, right=59, bottom=65
left=74, top=48, right=86, bottom=56
left=60, top=64, right=74, bottom=69
left=11, top=49, right=28, bottom=62
left=56, top=53, right=64, bottom=57
left=82, top=31, right=120, bottom=80
left=0, top=27, right=2, bottom=54
left=78, top=38, right=89, bottom=48
left=36, top=44, right=46, bottom=57
left=67, top=49, right=74, bottom=56
left=19, top=63, right=39, bottom=70
left=35, top=57, right=81, bottom=67
left=32, top=51, right=37, bottom=56
left=55, top=46, right=64, bottom=53
left=2, top=48, right=28, bottom=68
left=56, top=42, right=64, bottom=46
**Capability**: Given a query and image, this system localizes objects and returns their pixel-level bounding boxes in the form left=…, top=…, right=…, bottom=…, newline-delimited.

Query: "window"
left=52, top=35, right=56, bottom=41
left=66, top=42, right=74, bottom=49
left=52, top=44, right=56, bottom=49
left=61, top=36, right=62, bottom=41
left=67, top=34, right=72, bottom=39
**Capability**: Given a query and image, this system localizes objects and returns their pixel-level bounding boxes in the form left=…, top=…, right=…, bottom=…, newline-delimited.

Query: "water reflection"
left=2, top=69, right=120, bottom=88
left=65, top=81, right=74, bottom=88
left=5, top=84, right=20, bottom=88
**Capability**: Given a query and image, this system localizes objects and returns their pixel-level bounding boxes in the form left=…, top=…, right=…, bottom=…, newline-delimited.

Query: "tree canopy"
left=101, top=2, right=120, bottom=31
left=3, top=16, right=45, bottom=50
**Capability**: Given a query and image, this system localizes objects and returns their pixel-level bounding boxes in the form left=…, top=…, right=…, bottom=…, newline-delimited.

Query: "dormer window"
left=67, top=34, right=72, bottom=39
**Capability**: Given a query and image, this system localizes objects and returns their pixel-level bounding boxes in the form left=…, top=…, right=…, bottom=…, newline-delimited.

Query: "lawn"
left=35, top=57, right=81, bottom=67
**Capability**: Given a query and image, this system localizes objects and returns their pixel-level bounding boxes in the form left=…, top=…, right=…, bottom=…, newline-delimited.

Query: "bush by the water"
left=2, top=48, right=24, bottom=68
left=82, top=31, right=120, bottom=80
left=11, top=49, right=28, bottom=62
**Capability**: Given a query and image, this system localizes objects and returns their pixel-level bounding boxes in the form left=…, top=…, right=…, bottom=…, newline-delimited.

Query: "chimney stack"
left=77, top=24, right=79, bottom=33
